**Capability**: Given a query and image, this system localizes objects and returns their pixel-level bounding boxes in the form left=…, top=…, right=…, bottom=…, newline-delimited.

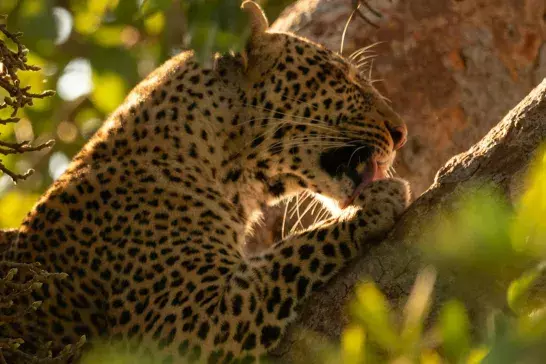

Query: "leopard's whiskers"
left=290, top=195, right=322, bottom=235
left=340, top=5, right=359, bottom=55
left=348, top=41, right=384, bottom=61
left=281, top=195, right=293, bottom=240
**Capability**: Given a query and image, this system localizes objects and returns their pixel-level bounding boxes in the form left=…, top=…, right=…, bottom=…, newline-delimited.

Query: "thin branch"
left=0, top=15, right=55, bottom=182
left=351, top=0, right=381, bottom=28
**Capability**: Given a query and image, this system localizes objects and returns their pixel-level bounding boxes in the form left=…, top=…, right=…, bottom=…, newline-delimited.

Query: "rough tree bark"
left=270, top=76, right=546, bottom=363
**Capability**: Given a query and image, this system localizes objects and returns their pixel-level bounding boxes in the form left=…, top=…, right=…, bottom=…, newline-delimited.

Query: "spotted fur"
left=2, top=2, right=410, bottom=363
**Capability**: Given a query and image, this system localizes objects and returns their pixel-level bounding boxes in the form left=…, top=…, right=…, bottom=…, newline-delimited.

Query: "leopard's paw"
left=352, top=178, right=411, bottom=242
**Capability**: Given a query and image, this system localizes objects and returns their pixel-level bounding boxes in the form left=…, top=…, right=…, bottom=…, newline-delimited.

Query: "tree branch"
left=0, top=16, right=55, bottom=183
left=271, top=78, right=546, bottom=363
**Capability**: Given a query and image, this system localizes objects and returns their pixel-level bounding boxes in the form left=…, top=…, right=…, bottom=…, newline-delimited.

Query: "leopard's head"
left=224, top=1, right=407, bottom=207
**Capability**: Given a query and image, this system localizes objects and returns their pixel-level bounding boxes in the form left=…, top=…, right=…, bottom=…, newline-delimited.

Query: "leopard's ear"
left=241, top=1, right=268, bottom=34
left=241, top=1, right=281, bottom=80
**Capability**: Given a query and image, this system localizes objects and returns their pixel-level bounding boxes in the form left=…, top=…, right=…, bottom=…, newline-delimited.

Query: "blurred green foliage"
left=0, top=0, right=293, bottom=227
left=338, top=147, right=546, bottom=364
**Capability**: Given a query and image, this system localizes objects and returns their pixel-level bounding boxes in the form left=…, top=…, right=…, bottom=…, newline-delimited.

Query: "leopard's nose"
left=377, top=102, right=407, bottom=151
left=388, top=124, right=407, bottom=150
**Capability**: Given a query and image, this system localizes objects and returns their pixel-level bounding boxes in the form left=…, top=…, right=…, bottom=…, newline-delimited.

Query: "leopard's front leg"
left=211, top=178, right=410, bottom=360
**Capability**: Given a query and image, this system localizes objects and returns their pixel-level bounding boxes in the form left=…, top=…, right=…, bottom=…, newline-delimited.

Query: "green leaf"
left=420, top=350, right=442, bottom=364
left=440, top=300, right=470, bottom=364
left=466, top=347, right=489, bottom=364
left=93, top=26, right=125, bottom=47
left=15, top=0, right=56, bottom=57
left=88, top=0, right=118, bottom=15
left=89, top=46, right=139, bottom=85
left=0, top=191, right=40, bottom=228
left=137, top=0, right=171, bottom=20
left=510, top=146, right=546, bottom=256
left=400, top=268, right=436, bottom=356
left=143, top=11, right=165, bottom=35
left=508, top=262, right=546, bottom=315
left=0, top=0, right=17, bottom=14
left=516, top=306, right=546, bottom=341
left=91, top=72, right=127, bottom=113
left=342, top=324, right=366, bottom=364
left=73, top=11, right=101, bottom=35
left=351, top=281, right=399, bottom=352
left=112, top=0, right=140, bottom=24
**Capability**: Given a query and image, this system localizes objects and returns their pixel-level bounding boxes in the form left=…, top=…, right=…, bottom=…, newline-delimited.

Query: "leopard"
left=2, top=2, right=410, bottom=363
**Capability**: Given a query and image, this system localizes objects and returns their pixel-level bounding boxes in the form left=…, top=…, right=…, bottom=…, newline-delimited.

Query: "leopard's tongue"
left=341, top=159, right=383, bottom=209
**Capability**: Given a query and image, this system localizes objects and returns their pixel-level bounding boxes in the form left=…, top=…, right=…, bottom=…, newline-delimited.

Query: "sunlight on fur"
left=312, top=192, right=360, bottom=220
